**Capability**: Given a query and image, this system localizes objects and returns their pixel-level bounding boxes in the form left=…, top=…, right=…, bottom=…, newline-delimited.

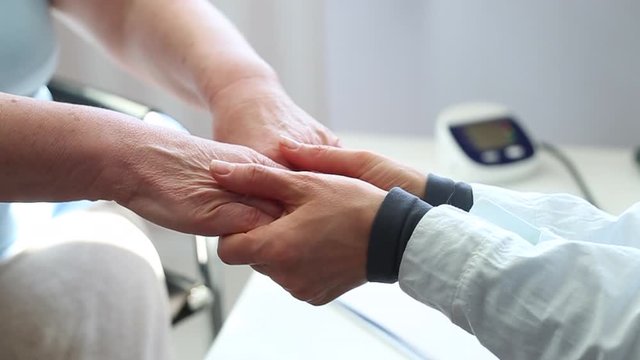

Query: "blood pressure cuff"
left=367, top=175, right=473, bottom=283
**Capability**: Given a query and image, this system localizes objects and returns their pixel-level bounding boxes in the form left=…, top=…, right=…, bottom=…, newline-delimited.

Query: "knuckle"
left=246, top=164, right=268, bottom=182
left=310, top=145, right=332, bottom=158
left=354, top=150, right=375, bottom=165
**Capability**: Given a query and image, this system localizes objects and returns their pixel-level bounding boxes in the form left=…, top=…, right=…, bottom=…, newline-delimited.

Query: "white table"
left=206, top=133, right=640, bottom=360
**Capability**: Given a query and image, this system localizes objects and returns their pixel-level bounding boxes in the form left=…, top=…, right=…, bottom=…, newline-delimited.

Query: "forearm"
left=399, top=206, right=640, bottom=359
left=51, top=0, right=280, bottom=110
left=422, top=174, right=640, bottom=247
left=469, top=183, right=640, bottom=245
left=367, top=187, right=640, bottom=358
left=0, top=92, right=138, bottom=202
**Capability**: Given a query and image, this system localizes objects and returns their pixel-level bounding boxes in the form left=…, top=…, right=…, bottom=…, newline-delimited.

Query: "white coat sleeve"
left=471, top=184, right=640, bottom=248
left=399, top=205, right=640, bottom=360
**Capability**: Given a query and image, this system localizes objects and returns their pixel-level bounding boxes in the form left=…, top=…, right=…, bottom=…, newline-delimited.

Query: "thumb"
left=206, top=202, right=275, bottom=236
left=279, top=135, right=374, bottom=179
left=210, top=160, right=301, bottom=202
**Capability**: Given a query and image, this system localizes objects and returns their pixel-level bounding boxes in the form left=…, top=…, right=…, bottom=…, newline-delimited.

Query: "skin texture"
left=1, top=0, right=339, bottom=235
left=210, top=160, right=386, bottom=306
left=209, top=136, right=431, bottom=304
left=0, top=94, right=282, bottom=236
left=112, top=124, right=286, bottom=236
left=279, top=136, right=428, bottom=197
left=210, top=79, right=339, bottom=164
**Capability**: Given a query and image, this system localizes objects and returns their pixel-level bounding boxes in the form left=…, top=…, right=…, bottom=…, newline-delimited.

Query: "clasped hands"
left=119, top=79, right=425, bottom=305
left=210, top=136, right=427, bottom=306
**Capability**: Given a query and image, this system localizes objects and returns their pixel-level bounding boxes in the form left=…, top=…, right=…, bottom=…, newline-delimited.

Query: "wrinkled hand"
left=209, top=160, right=386, bottom=305
left=279, top=136, right=427, bottom=197
left=211, top=80, right=340, bottom=165
left=114, top=125, right=283, bottom=236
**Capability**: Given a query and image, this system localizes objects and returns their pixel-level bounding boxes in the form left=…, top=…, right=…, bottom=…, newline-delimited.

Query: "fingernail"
left=279, top=135, right=301, bottom=150
left=211, top=160, right=234, bottom=175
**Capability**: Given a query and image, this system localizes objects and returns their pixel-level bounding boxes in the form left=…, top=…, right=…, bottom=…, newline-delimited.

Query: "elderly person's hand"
left=0, top=93, right=284, bottom=237
left=113, top=124, right=285, bottom=236
left=209, top=79, right=340, bottom=166
left=210, top=160, right=386, bottom=305
left=55, top=0, right=339, bottom=166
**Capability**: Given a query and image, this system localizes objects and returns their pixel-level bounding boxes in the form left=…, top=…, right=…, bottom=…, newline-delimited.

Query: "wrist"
left=88, top=114, right=153, bottom=204
left=202, top=63, right=281, bottom=108
left=208, top=76, right=297, bottom=142
left=208, top=75, right=287, bottom=117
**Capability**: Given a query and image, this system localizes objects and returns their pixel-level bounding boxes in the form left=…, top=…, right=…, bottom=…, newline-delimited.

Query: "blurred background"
left=52, top=0, right=640, bottom=358
left=56, top=0, right=640, bottom=146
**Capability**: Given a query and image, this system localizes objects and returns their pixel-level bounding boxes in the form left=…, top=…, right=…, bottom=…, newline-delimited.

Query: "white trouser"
left=0, top=208, right=172, bottom=360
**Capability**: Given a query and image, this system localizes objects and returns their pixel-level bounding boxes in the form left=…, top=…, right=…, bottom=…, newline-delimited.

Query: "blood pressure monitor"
left=435, top=102, right=539, bottom=183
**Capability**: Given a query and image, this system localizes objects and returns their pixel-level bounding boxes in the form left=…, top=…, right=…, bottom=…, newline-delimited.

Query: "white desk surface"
left=207, top=133, right=640, bottom=360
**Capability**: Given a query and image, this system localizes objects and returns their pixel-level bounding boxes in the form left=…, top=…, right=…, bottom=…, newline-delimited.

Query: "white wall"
left=326, top=0, right=640, bottom=147
left=325, top=0, right=431, bottom=135
left=214, top=0, right=327, bottom=123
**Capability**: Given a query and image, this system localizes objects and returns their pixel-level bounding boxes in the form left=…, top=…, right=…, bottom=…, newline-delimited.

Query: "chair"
left=47, top=77, right=224, bottom=336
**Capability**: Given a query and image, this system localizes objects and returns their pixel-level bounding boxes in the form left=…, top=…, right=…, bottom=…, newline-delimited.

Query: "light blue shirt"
left=0, top=0, right=57, bottom=257
left=0, top=0, right=57, bottom=96
left=0, top=205, right=16, bottom=258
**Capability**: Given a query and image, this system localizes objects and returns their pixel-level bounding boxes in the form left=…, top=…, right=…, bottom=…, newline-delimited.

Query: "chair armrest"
left=48, top=77, right=151, bottom=119
left=48, top=77, right=189, bottom=133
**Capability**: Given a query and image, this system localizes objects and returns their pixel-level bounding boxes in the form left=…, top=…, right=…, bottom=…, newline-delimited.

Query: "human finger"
left=217, top=217, right=286, bottom=265
left=237, top=195, right=283, bottom=219
left=279, top=135, right=378, bottom=178
left=313, top=125, right=342, bottom=147
left=205, top=202, right=276, bottom=236
left=217, top=232, right=262, bottom=265
left=210, top=160, right=304, bottom=202
left=280, top=136, right=427, bottom=197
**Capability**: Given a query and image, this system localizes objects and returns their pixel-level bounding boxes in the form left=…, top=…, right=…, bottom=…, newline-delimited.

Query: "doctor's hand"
left=210, top=79, right=340, bottom=165
left=209, top=160, right=386, bottom=305
left=114, top=125, right=283, bottom=236
left=279, top=136, right=427, bottom=198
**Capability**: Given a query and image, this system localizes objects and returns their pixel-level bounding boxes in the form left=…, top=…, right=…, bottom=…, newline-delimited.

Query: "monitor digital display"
left=461, top=118, right=517, bottom=151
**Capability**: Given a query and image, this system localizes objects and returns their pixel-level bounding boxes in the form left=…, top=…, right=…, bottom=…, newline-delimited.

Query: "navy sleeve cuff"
left=422, top=174, right=473, bottom=212
left=367, top=187, right=432, bottom=283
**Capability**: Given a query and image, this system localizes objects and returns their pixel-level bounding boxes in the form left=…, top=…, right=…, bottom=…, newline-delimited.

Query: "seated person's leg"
left=0, top=207, right=172, bottom=360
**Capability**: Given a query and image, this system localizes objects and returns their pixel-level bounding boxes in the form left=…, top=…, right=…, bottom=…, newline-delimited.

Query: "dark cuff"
left=422, top=174, right=474, bottom=212
left=367, top=188, right=432, bottom=283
